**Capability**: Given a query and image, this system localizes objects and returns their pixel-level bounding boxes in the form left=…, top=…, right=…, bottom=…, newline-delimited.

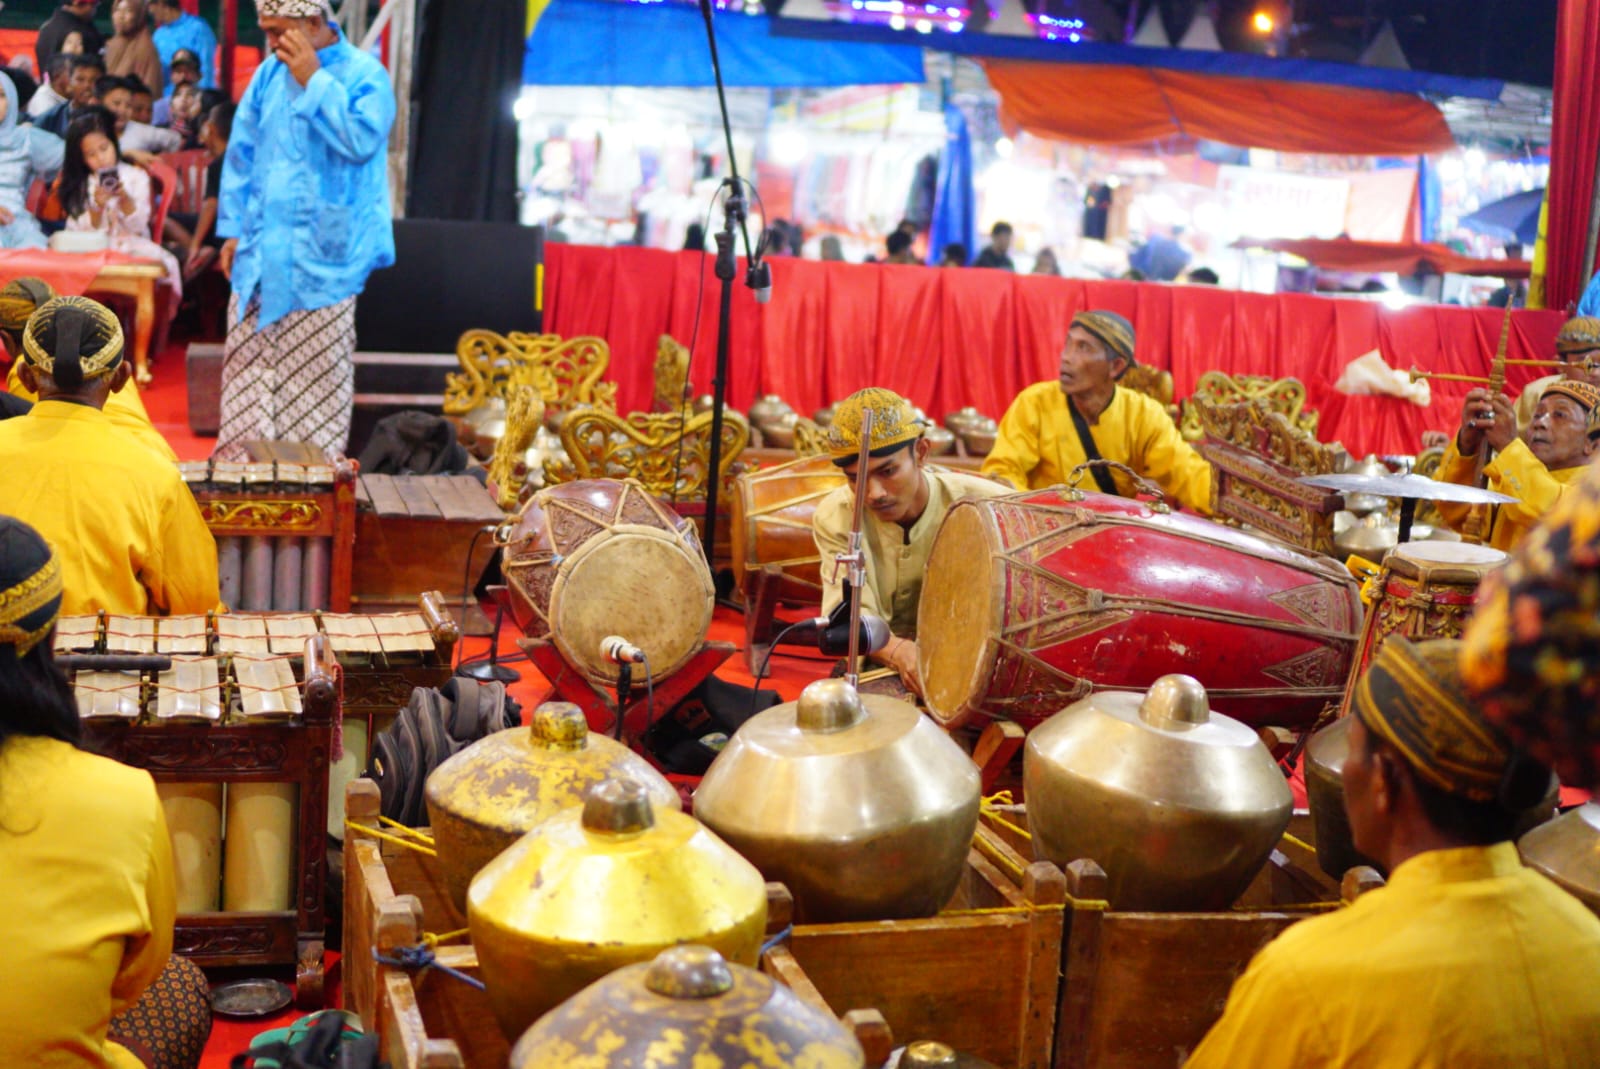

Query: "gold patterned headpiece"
left=1072, top=310, right=1137, bottom=368
left=0, top=276, right=56, bottom=333
left=1555, top=317, right=1600, bottom=355
left=21, top=296, right=125, bottom=380
left=0, top=517, right=63, bottom=658
left=1541, top=379, right=1600, bottom=416
left=826, top=387, right=925, bottom=465
left=256, top=0, right=334, bottom=17
left=1355, top=637, right=1514, bottom=802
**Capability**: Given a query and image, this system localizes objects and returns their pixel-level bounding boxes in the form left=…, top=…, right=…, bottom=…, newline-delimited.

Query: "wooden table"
left=0, top=250, right=164, bottom=385
left=87, top=261, right=164, bottom=386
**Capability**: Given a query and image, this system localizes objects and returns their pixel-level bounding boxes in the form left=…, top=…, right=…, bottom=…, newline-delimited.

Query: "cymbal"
left=1298, top=472, right=1518, bottom=506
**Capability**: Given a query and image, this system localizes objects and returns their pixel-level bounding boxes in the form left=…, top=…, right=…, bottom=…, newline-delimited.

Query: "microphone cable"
left=749, top=618, right=812, bottom=722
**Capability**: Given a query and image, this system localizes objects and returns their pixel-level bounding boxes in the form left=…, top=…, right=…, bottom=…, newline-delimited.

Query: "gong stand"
left=519, top=638, right=736, bottom=750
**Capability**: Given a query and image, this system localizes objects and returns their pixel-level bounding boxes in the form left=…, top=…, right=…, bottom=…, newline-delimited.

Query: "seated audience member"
left=818, top=234, right=844, bottom=261
left=939, top=242, right=968, bottom=267
left=0, top=295, right=219, bottom=615
left=106, top=0, right=166, bottom=102
left=166, top=81, right=203, bottom=147
left=27, top=53, right=74, bottom=118
left=35, top=0, right=106, bottom=72
left=1185, top=266, right=1220, bottom=285
left=99, top=74, right=181, bottom=155
left=1433, top=380, right=1597, bottom=552
left=1513, top=316, right=1600, bottom=431
left=0, top=514, right=213, bottom=1069
left=983, top=310, right=1212, bottom=513
left=128, top=78, right=156, bottom=124
left=150, top=0, right=217, bottom=95
left=0, top=75, right=64, bottom=249
left=1, top=276, right=177, bottom=461
left=60, top=110, right=184, bottom=309
left=34, top=53, right=104, bottom=139
left=974, top=221, right=1014, bottom=270
left=884, top=229, right=918, bottom=265
left=151, top=47, right=201, bottom=127
left=1032, top=247, right=1060, bottom=276
left=1186, top=638, right=1600, bottom=1069
left=177, top=99, right=229, bottom=278
left=812, top=388, right=1010, bottom=696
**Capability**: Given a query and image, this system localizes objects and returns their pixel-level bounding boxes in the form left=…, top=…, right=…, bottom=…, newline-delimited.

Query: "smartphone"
left=97, top=168, right=121, bottom=192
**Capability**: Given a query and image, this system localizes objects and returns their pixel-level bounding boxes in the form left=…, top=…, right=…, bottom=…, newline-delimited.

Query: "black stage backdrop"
left=406, top=0, right=523, bottom=221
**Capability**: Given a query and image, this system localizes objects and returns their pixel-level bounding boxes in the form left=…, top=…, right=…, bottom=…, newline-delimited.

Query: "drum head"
left=550, top=524, right=715, bottom=685
left=1390, top=541, right=1507, bottom=567
left=917, top=503, right=1001, bottom=729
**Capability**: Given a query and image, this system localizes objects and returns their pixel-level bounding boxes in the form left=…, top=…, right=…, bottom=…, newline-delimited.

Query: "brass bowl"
left=1520, top=802, right=1600, bottom=919
left=924, top=425, right=957, bottom=456
left=468, top=779, right=767, bottom=1040
left=509, top=945, right=864, bottom=1068
left=424, top=702, right=681, bottom=911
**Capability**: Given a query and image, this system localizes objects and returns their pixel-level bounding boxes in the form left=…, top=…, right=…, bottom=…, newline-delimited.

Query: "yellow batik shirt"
left=7, top=362, right=180, bottom=464
left=981, top=382, right=1213, bottom=514
left=0, top=400, right=219, bottom=614
left=1185, top=842, right=1600, bottom=1069
left=813, top=468, right=1010, bottom=638
left=0, top=737, right=176, bottom=1069
left=1435, top=437, right=1587, bottom=552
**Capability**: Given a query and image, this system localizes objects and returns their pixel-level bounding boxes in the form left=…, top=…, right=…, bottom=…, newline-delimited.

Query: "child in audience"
left=59, top=109, right=182, bottom=308
left=180, top=100, right=230, bottom=279
left=0, top=74, right=64, bottom=248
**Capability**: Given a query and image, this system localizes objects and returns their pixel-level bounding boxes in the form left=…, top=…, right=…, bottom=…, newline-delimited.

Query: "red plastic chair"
left=143, top=157, right=179, bottom=242
left=158, top=148, right=211, bottom=216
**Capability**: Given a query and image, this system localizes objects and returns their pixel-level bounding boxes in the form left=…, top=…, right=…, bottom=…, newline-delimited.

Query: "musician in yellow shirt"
left=0, top=276, right=179, bottom=463
left=0, top=296, right=218, bottom=615
left=1187, top=638, right=1600, bottom=1069
left=1511, top=316, right=1600, bottom=431
left=0, top=516, right=210, bottom=1069
left=1434, top=379, right=1596, bottom=552
left=981, top=310, right=1212, bottom=513
left=812, top=387, right=1010, bottom=696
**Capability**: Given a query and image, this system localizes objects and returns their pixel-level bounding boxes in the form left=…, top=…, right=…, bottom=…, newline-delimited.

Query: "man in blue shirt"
left=149, top=0, right=217, bottom=93
left=215, top=0, right=394, bottom=461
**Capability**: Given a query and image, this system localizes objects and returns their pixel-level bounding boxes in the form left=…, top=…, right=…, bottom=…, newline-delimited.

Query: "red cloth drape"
left=1545, top=0, right=1600, bottom=310
left=0, top=249, right=154, bottom=296
left=542, top=245, right=1566, bottom=459
left=980, top=61, right=1456, bottom=156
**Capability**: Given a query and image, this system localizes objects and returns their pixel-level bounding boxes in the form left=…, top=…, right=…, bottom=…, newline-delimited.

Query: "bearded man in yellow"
left=0, top=276, right=178, bottom=462
left=0, top=296, right=219, bottom=615
left=1434, top=379, right=1596, bottom=551
left=812, top=388, right=1009, bottom=696
left=1187, top=638, right=1600, bottom=1069
left=982, top=310, right=1212, bottom=513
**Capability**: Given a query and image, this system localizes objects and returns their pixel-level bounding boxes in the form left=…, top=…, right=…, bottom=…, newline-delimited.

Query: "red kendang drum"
left=917, top=489, right=1362, bottom=731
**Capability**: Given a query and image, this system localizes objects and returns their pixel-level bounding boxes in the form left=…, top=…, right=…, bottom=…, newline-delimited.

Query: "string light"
left=1251, top=10, right=1274, bottom=33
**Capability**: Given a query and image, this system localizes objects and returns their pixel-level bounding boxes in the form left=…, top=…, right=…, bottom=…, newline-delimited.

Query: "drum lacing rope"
left=372, top=931, right=486, bottom=992
left=344, top=816, right=437, bottom=857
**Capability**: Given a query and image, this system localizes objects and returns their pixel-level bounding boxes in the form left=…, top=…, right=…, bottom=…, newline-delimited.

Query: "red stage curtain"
left=981, top=62, right=1456, bottom=156
left=541, top=246, right=1566, bottom=458
left=1545, top=0, right=1600, bottom=310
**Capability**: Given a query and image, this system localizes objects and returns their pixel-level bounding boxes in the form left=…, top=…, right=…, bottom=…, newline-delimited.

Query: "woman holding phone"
left=58, top=107, right=182, bottom=311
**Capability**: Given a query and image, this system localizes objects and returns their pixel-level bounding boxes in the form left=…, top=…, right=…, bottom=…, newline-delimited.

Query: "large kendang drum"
left=917, top=489, right=1362, bottom=731
left=509, top=945, right=865, bottom=1069
left=423, top=701, right=681, bottom=910
left=467, top=778, right=767, bottom=1040
left=1024, top=674, right=1293, bottom=911
left=694, top=678, right=981, bottom=922
left=500, top=478, right=715, bottom=686
left=730, top=454, right=847, bottom=605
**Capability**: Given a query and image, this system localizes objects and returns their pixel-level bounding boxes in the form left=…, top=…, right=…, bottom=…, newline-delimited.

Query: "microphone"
left=785, top=611, right=892, bottom=657
left=600, top=635, right=646, bottom=665
left=747, top=259, right=773, bottom=305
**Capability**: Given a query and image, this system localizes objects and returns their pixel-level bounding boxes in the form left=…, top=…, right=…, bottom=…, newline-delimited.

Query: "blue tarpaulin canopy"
left=1459, top=188, right=1545, bottom=246
left=524, top=0, right=927, bottom=87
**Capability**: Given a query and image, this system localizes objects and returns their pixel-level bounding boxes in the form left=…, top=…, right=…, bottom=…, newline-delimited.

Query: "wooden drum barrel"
left=729, top=455, right=847, bottom=605
left=918, top=489, right=1363, bottom=731
left=501, top=479, right=716, bottom=686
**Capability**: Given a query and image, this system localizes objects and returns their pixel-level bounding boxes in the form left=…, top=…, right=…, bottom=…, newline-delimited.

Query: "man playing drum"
left=1186, top=638, right=1600, bottom=1069
left=1434, top=379, right=1597, bottom=552
left=981, top=310, right=1212, bottom=514
left=812, top=388, right=1009, bottom=697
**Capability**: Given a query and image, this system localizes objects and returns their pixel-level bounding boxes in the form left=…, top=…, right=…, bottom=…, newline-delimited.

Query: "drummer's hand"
left=881, top=637, right=924, bottom=699
left=1420, top=430, right=1449, bottom=450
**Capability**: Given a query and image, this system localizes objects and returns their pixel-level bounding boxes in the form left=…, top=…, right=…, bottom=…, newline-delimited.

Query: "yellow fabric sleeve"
left=147, top=478, right=223, bottom=615
left=1126, top=394, right=1213, bottom=515
left=1484, top=438, right=1575, bottom=529
left=109, top=780, right=175, bottom=1015
left=981, top=385, right=1046, bottom=490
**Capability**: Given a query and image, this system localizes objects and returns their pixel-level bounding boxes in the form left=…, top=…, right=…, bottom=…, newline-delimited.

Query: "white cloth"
left=119, top=121, right=183, bottom=155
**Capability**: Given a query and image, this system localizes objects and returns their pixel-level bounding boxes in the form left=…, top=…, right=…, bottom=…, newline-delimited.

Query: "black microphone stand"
left=457, top=585, right=520, bottom=684
left=697, top=0, right=769, bottom=573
